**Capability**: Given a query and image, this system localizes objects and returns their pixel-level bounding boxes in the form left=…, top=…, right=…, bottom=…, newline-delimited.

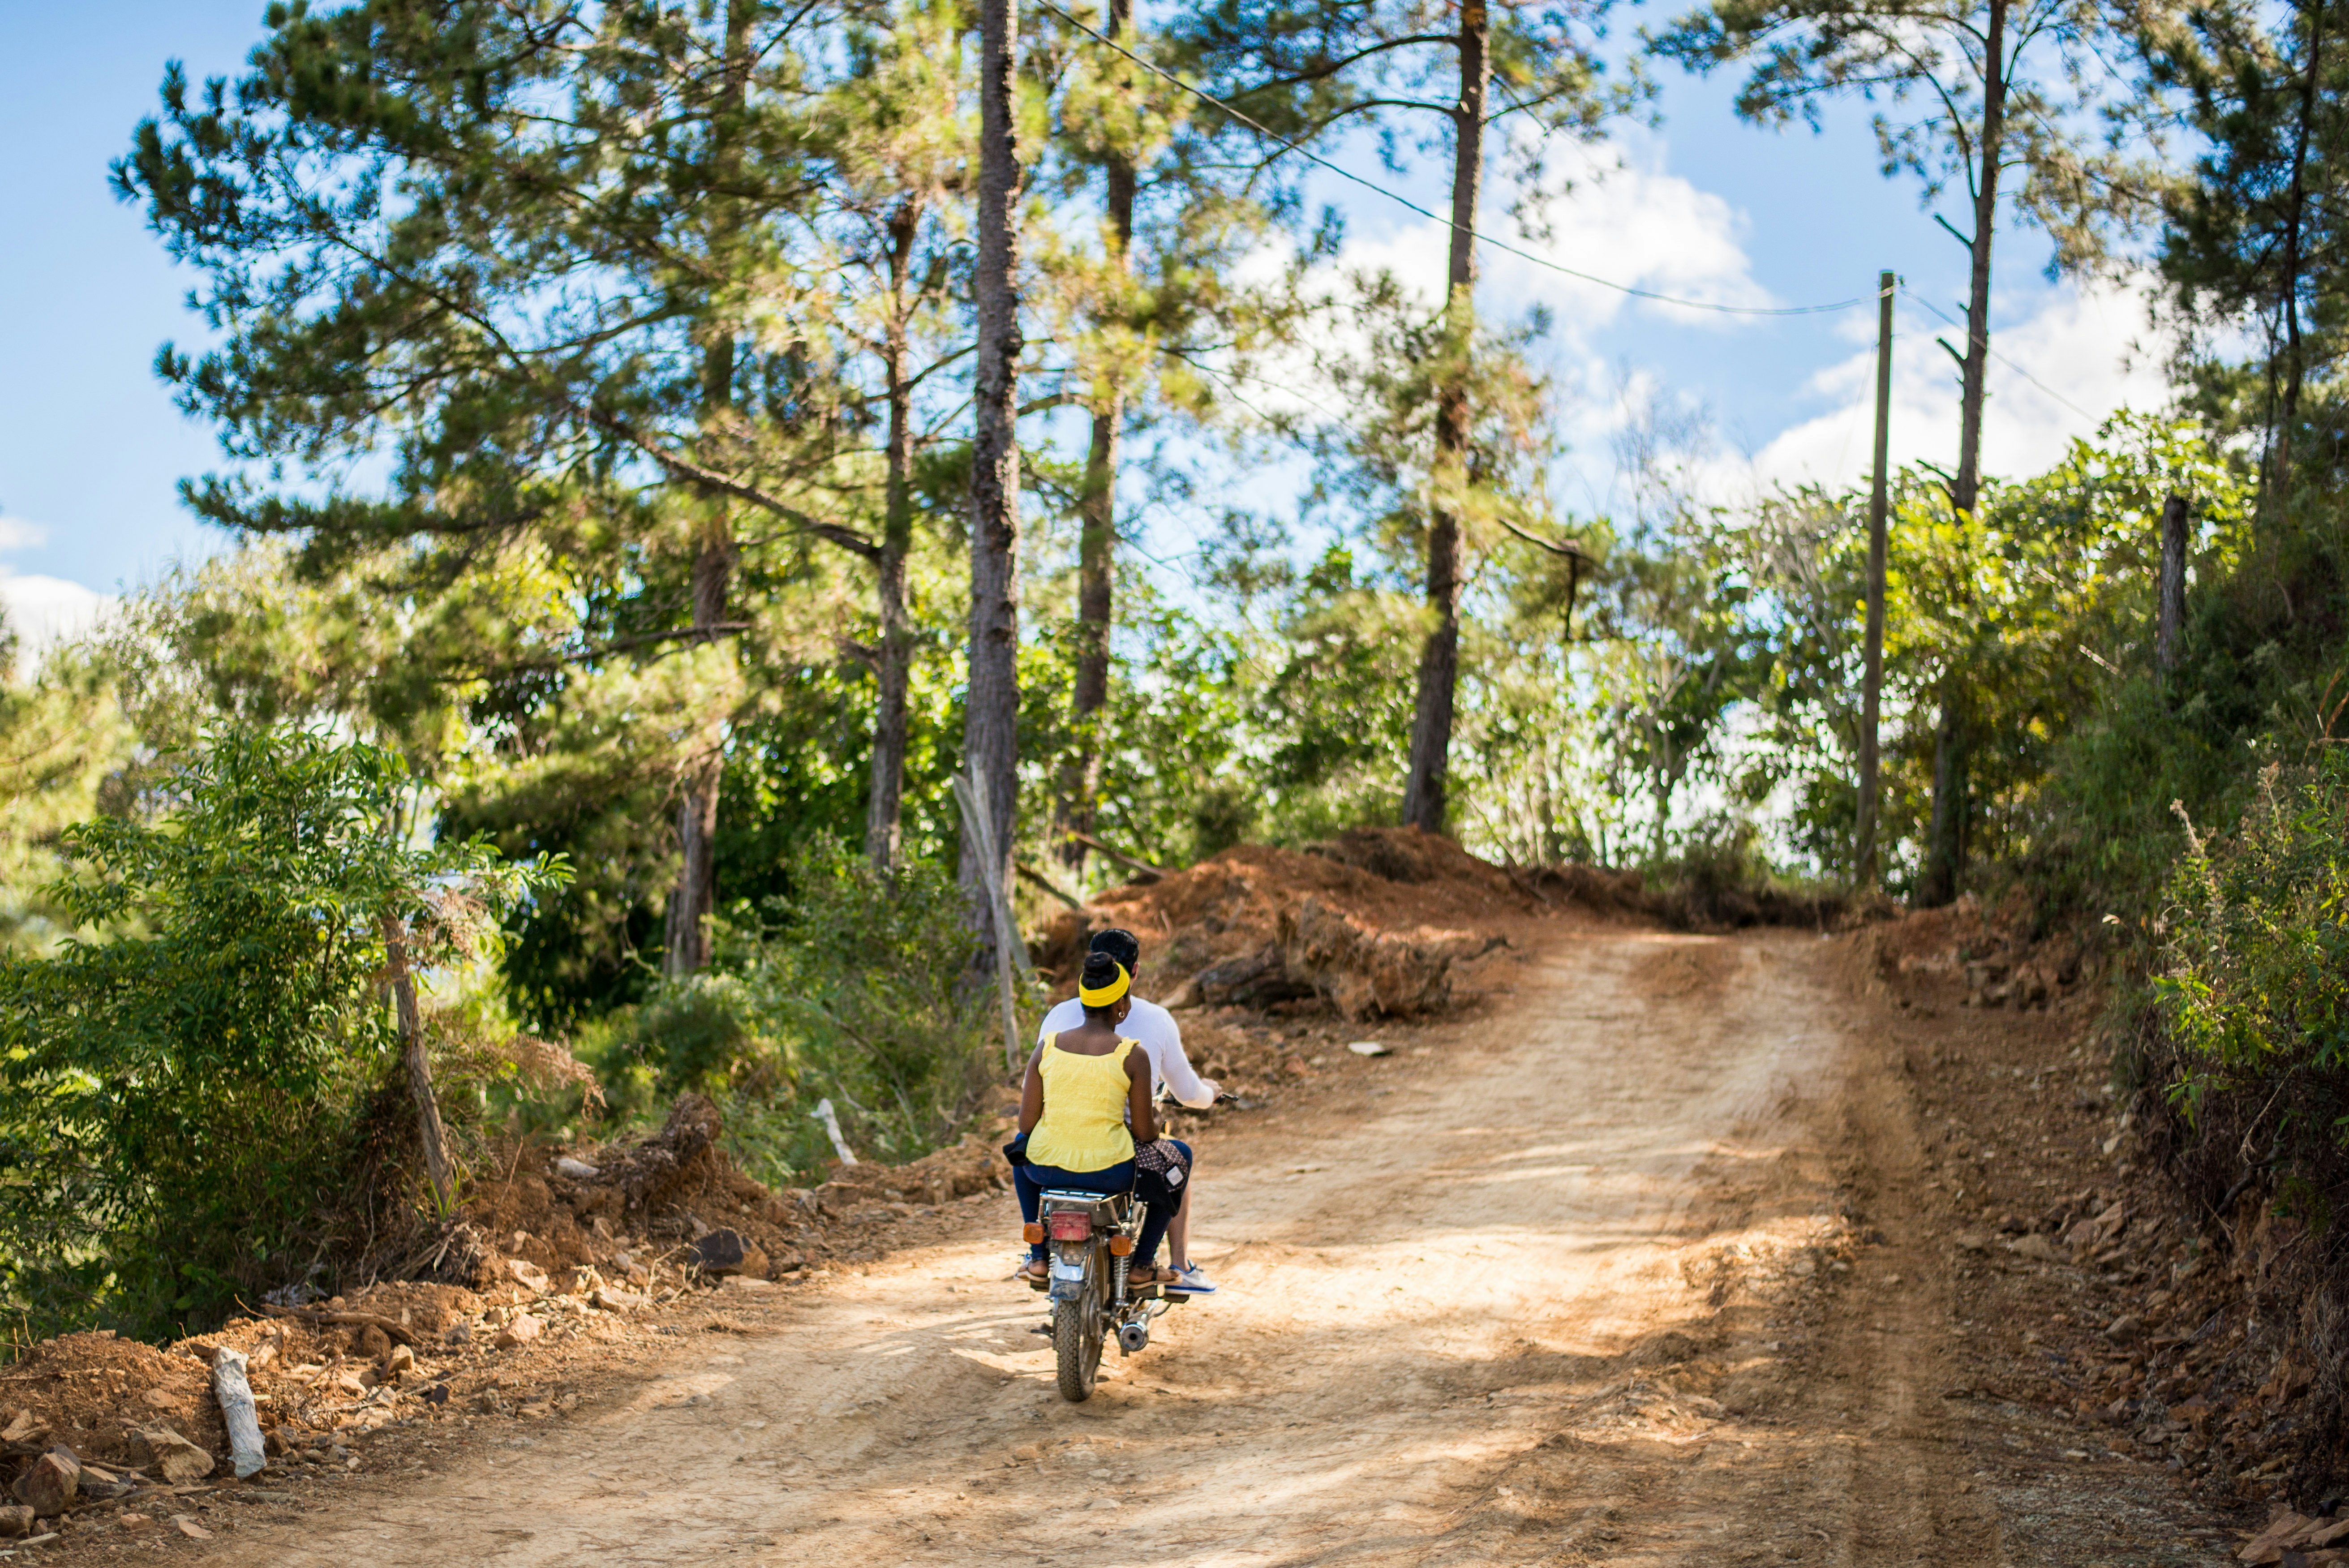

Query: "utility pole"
left=1855, top=270, right=1895, bottom=889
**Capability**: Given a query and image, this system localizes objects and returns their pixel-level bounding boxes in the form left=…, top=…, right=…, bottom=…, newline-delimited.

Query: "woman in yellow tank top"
left=1012, top=951, right=1177, bottom=1285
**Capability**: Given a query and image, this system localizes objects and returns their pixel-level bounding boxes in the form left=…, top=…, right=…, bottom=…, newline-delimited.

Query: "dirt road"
left=180, top=930, right=2200, bottom=1565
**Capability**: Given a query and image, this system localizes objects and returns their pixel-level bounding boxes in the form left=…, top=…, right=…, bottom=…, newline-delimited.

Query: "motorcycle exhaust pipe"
left=1117, top=1320, right=1150, bottom=1354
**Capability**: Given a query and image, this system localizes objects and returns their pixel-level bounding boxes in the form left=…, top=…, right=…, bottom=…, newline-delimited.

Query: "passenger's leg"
left=1131, top=1141, right=1190, bottom=1271
left=1014, top=1164, right=1044, bottom=1262
left=1168, top=1143, right=1198, bottom=1269
left=1132, top=1185, right=1182, bottom=1272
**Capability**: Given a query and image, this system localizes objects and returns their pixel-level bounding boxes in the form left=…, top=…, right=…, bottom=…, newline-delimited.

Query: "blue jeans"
left=1017, top=1160, right=1134, bottom=1262
left=1015, top=1140, right=1189, bottom=1267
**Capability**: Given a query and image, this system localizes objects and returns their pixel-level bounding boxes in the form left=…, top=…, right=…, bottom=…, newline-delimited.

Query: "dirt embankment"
left=1850, top=894, right=2349, bottom=1562
left=1036, top=826, right=1611, bottom=1020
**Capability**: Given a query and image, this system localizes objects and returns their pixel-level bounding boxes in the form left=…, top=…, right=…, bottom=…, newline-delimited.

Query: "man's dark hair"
left=1080, top=950, right=1128, bottom=1022
left=1088, top=928, right=1141, bottom=971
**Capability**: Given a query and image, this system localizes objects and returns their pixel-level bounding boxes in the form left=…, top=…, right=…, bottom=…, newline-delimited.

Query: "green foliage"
left=1726, top=414, right=2251, bottom=894
left=0, top=727, right=560, bottom=1341
left=2152, top=0, right=2349, bottom=509
left=579, top=836, right=998, bottom=1187
left=0, top=635, right=137, bottom=956
left=2156, top=758, right=2349, bottom=1147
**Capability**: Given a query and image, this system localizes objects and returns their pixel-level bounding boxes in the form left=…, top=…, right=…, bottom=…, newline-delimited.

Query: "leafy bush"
left=2157, top=757, right=2349, bottom=1154
left=581, top=835, right=1001, bottom=1186
left=0, top=728, right=560, bottom=1341
left=1641, top=814, right=1846, bottom=929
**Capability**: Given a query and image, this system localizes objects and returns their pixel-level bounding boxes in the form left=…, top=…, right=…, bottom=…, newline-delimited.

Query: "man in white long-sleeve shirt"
left=1035, top=928, right=1219, bottom=1294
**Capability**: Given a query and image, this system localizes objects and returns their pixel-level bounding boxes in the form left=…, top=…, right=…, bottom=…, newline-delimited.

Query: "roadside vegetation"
left=0, top=0, right=2340, bottom=1400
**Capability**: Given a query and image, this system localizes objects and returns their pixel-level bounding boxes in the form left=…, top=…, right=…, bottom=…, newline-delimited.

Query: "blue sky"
left=0, top=1, right=254, bottom=641
left=0, top=1, right=2170, bottom=648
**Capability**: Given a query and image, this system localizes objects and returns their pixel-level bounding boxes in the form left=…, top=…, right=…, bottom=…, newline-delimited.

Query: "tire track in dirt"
left=175, top=930, right=2023, bottom=1566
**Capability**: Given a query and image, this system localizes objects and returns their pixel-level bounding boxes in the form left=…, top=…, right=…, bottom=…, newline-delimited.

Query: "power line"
left=1039, top=0, right=1871, bottom=319
left=1898, top=284, right=2101, bottom=423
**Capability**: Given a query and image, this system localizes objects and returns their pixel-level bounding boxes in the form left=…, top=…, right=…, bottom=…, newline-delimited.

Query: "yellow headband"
left=1078, top=961, right=1131, bottom=1008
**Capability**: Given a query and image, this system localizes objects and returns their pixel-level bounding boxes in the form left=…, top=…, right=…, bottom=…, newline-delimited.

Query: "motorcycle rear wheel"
left=1054, top=1278, right=1104, bottom=1402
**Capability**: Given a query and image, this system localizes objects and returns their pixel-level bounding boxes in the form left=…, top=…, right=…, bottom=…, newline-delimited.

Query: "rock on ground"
left=126, top=1425, right=214, bottom=1484
left=11, top=1450, right=77, bottom=1517
left=692, top=1229, right=767, bottom=1277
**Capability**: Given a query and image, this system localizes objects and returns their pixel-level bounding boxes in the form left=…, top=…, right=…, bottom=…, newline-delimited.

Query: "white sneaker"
left=1169, top=1264, right=1217, bottom=1294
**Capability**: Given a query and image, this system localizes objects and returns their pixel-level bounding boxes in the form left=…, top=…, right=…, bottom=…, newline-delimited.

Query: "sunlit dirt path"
left=185, top=929, right=2021, bottom=1567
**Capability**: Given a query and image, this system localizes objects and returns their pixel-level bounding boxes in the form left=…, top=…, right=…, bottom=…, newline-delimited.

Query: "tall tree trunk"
left=867, top=198, right=923, bottom=870
left=666, top=526, right=734, bottom=977
left=1056, top=402, right=1119, bottom=872
left=1400, top=0, right=1490, bottom=836
left=2156, top=491, right=2190, bottom=677
left=1926, top=0, right=2005, bottom=910
left=964, top=0, right=1024, bottom=952
left=664, top=0, right=752, bottom=976
left=382, top=914, right=453, bottom=1212
left=1917, top=681, right=1967, bottom=907
left=1950, top=0, right=2006, bottom=520
left=2270, top=0, right=2324, bottom=512
left=1053, top=0, right=1138, bottom=876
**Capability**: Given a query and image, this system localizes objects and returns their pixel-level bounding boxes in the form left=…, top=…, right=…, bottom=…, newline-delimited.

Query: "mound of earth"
left=1851, top=889, right=2105, bottom=1010
left=1037, top=827, right=1595, bottom=1021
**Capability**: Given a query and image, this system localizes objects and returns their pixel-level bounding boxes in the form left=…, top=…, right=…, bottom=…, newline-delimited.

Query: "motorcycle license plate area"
left=1046, top=1213, right=1093, bottom=1241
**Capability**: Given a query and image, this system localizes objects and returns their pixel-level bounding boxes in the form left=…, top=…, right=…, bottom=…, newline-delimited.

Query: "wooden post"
left=1855, top=270, right=1895, bottom=888
left=2156, top=492, right=2189, bottom=677
left=382, top=913, right=454, bottom=1213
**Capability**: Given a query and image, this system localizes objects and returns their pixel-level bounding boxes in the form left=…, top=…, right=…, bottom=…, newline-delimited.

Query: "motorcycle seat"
left=1039, top=1190, right=1135, bottom=1225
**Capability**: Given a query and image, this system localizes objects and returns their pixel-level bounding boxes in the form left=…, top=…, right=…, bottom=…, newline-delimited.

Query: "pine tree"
left=1031, top=0, right=1281, bottom=879
left=1170, top=0, right=1630, bottom=836
left=812, top=0, right=976, bottom=869
left=2156, top=0, right=2349, bottom=523
left=1050, top=0, right=1146, bottom=878
left=116, top=0, right=905, bottom=967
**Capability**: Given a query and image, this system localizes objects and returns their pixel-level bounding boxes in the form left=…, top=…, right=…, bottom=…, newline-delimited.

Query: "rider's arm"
left=1151, top=1016, right=1218, bottom=1108
left=1017, top=1047, right=1045, bottom=1135
left=1125, top=1050, right=1157, bottom=1145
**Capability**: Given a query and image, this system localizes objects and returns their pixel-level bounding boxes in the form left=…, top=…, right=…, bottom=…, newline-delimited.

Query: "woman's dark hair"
left=1080, top=949, right=1127, bottom=1022
left=1088, top=928, right=1142, bottom=971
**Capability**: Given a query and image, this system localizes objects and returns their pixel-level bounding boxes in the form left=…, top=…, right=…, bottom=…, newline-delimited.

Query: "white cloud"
left=0, top=571, right=110, bottom=659
left=1749, top=277, right=2173, bottom=493
left=1332, top=133, right=1774, bottom=327
left=1199, top=137, right=2170, bottom=529
left=0, top=517, right=109, bottom=662
left=1216, top=132, right=1775, bottom=437
left=1482, top=137, right=1776, bottom=325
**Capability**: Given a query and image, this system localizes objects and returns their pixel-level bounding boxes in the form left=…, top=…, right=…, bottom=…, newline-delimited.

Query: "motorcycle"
left=1026, top=1187, right=1188, bottom=1401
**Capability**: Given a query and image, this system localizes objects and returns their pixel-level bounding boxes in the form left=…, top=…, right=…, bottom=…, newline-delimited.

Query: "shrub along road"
left=163, top=928, right=2230, bottom=1566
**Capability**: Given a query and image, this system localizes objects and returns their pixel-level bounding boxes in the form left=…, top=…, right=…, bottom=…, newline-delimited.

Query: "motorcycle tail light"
left=1047, top=1213, right=1093, bottom=1241
left=1022, top=1223, right=1045, bottom=1244
left=1108, top=1236, right=1135, bottom=1256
